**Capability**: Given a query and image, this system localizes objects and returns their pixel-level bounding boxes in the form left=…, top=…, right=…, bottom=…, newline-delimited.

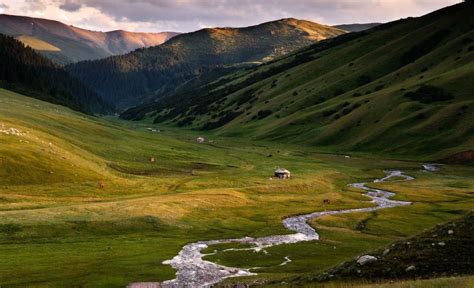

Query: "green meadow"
left=0, top=88, right=473, bottom=287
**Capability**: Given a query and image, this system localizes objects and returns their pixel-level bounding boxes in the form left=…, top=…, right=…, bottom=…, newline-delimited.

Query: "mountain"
left=0, top=34, right=108, bottom=114
left=65, top=18, right=346, bottom=110
left=121, top=2, right=474, bottom=159
left=334, top=23, right=381, bottom=32
left=0, top=14, right=179, bottom=64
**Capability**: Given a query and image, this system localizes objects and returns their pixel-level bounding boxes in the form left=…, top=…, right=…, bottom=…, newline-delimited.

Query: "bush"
left=405, top=85, right=454, bottom=103
left=201, top=111, right=242, bottom=130
left=357, top=74, right=372, bottom=86
left=0, top=224, right=22, bottom=234
left=257, top=110, right=273, bottom=119
left=400, top=30, right=450, bottom=65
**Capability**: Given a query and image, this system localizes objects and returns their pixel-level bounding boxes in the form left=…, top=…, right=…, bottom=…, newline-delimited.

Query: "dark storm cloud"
left=54, top=0, right=460, bottom=31
left=59, top=0, right=82, bottom=12
left=8, top=0, right=460, bottom=32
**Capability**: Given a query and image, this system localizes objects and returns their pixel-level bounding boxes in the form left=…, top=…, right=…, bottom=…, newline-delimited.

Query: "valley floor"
left=0, top=89, right=473, bottom=287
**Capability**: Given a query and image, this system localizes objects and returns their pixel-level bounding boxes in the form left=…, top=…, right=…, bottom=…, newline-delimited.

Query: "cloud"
left=59, top=0, right=82, bottom=12
left=24, top=0, right=47, bottom=12
left=0, top=0, right=462, bottom=32
left=0, top=3, right=7, bottom=14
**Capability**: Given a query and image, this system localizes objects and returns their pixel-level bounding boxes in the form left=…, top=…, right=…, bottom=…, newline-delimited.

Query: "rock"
left=448, top=229, right=454, bottom=235
left=438, top=241, right=446, bottom=246
left=196, top=137, right=205, bottom=143
left=382, top=248, right=390, bottom=256
left=357, top=255, right=377, bottom=265
left=406, top=265, right=416, bottom=272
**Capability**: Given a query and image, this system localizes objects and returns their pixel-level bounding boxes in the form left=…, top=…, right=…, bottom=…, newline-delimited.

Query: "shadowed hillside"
left=121, top=2, right=474, bottom=159
left=0, top=34, right=108, bottom=114
left=334, top=23, right=381, bottom=32
left=66, top=18, right=346, bottom=110
left=298, top=212, right=474, bottom=286
left=0, top=14, right=178, bottom=64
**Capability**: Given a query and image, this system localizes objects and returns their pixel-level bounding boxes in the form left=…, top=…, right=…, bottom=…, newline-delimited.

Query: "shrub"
left=257, top=110, right=273, bottom=119
left=201, top=111, right=242, bottom=130
left=357, top=74, right=372, bottom=86
left=405, top=85, right=454, bottom=103
left=400, top=29, right=451, bottom=65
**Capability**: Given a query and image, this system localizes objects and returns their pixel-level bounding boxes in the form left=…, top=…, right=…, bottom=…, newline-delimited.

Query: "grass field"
left=15, top=35, right=61, bottom=52
left=0, top=88, right=473, bottom=287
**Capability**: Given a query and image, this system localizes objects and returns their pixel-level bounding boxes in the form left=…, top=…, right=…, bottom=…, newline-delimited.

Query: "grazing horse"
left=98, top=181, right=105, bottom=189
left=149, top=156, right=156, bottom=167
left=323, top=199, right=331, bottom=205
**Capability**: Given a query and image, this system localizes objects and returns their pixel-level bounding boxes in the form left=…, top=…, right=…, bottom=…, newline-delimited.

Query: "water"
left=129, top=170, right=414, bottom=288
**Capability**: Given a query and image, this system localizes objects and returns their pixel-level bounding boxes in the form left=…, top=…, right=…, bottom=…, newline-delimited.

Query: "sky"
left=0, top=0, right=462, bottom=33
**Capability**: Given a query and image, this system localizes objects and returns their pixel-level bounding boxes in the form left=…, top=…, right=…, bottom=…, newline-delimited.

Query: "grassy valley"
left=0, top=88, right=473, bottom=287
left=0, top=2, right=473, bottom=288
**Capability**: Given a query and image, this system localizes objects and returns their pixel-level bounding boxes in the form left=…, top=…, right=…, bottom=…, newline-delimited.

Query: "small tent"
left=274, top=168, right=291, bottom=179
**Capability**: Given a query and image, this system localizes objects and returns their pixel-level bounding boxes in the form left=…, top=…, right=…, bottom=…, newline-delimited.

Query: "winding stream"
left=129, top=170, right=414, bottom=288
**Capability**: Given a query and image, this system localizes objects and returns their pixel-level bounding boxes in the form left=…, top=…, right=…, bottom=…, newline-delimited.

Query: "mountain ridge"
left=66, top=18, right=346, bottom=110
left=334, top=23, right=381, bottom=32
left=0, top=14, right=179, bottom=64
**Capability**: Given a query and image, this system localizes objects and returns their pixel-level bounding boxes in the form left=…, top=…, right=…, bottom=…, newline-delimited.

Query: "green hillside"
left=66, top=19, right=346, bottom=110
left=0, top=34, right=109, bottom=114
left=122, top=2, right=474, bottom=159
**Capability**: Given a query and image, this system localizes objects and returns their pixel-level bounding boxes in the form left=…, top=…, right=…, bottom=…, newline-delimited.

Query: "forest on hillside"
left=0, top=34, right=109, bottom=114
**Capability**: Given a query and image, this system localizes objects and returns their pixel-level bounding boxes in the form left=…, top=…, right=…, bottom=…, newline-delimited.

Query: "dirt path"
left=128, top=170, right=415, bottom=288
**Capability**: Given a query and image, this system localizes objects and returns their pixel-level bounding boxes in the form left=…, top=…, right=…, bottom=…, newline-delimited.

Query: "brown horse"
left=98, top=181, right=105, bottom=189
left=323, top=199, right=331, bottom=205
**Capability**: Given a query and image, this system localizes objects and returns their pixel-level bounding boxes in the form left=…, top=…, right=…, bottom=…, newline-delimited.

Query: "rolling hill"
left=65, top=18, right=346, bottom=110
left=121, top=1, right=474, bottom=159
left=0, top=14, right=178, bottom=64
left=0, top=34, right=108, bottom=114
left=334, top=23, right=381, bottom=32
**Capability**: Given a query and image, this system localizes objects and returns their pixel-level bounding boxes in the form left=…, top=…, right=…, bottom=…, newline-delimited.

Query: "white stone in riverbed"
left=357, top=255, right=377, bottom=265
left=406, top=265, right=416, bottom=272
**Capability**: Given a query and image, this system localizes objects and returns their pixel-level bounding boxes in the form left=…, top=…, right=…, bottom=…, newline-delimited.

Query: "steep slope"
left=334, top=23, right=381, bottom=32
left=0, top=34, right=108, bottom=114
left=66, top=19, right=346, bottom=110
left=122, top=2, right=474, bottom=159
left=301, top=212, right=474, bottom=285
left=0, top=14, right=178, bottom=64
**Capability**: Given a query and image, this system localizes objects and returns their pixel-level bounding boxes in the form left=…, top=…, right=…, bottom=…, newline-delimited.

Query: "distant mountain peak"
left=0, top=14, right=180, bottom=64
